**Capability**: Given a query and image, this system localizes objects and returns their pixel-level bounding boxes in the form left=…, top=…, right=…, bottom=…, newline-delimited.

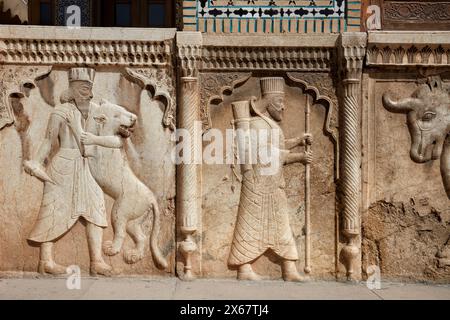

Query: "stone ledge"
left=368, top=31, right=450, bottom=46
left=202, top=34, right=339, bottom=48
left=0, top=25, right=177, bottom=41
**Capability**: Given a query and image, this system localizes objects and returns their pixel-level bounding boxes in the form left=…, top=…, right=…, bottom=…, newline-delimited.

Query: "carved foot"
left=282, top=271, right=305, bottom=282
left=103, top=240, right=121, bottom=256
left=90, top=261, right=113, bottom=277
left=237, top=271, right=262, bottom=281
left=237, top=264, right=261, bottom=281
left=124, top=249, right=145, bottom=264
left=38, top=260, right=67, bottom=275
left=282, top=261, right=305, bottom=282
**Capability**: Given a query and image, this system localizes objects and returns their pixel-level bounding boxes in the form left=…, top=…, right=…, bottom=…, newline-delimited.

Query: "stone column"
left=176, top=32, right=203, bottom=281
left=338, top=33, right=367, bottom=281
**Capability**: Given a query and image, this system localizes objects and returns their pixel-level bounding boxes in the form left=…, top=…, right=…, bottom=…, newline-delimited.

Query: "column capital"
left=339, top=32, right=367, bottom=82
left=176, top=32, right=203, bottom=78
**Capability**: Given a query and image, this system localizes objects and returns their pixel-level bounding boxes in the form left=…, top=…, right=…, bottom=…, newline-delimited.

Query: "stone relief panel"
left=201, top=74, right=338, bottom=280
left=0, top=66, right=176, bottom=276
left=362, top=74, right=450, bottom=283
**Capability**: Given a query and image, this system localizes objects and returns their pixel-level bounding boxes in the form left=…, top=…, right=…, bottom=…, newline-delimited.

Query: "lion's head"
left=92, top=99, right=137, bottom=138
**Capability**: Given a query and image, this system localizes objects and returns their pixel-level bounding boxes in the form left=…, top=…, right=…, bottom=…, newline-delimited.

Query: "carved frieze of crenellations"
left=201, top=34, right=338, bottom=72
left=367, top=32, right=450, bottom=67
left=0, top=26, right=176, bottom=67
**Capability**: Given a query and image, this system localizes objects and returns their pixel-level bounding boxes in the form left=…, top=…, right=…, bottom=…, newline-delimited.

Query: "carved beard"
left=74, top=95, right=92, bottom=112
left=267, top=100, right=284, bottom=122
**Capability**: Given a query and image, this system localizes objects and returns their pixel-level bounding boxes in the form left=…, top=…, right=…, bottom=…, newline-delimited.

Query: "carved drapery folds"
left=176, top=32, right=203, bottom=281
left=338, top=33, right=367, bottom=281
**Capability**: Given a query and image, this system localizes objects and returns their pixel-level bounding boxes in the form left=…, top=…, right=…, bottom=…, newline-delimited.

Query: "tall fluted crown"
left=260, top=77, right=285, bottom=96
left=68, top=68, right=95, bottom=84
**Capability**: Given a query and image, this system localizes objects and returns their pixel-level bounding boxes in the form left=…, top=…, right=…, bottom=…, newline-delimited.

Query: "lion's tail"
left=150, top=202, right=168, bottom=270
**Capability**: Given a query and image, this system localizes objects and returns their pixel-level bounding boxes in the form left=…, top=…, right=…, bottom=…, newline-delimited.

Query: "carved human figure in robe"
left=24, top=68, right=113, bottom=276
left=229, top=77, right=313, bottom=281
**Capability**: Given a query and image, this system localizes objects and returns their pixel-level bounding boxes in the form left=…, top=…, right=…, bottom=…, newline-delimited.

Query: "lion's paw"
left=103, top=240, right=121, bottom=256
left=124, top=249, right=144, bottom=264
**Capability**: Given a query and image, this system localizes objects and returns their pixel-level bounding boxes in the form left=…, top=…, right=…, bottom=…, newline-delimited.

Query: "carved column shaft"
left=338, top=33, right=367, bottom=281
left=179, top=78, right=200, bottom=231
left=176, top=32, right=202, bottom=281
left=341, top=80, right=361, bottom=234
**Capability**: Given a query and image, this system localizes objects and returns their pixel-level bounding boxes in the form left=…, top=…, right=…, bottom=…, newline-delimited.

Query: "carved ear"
left=99, top=98, right=109, bottom=106
left=94, top=114, right=107, bottom=124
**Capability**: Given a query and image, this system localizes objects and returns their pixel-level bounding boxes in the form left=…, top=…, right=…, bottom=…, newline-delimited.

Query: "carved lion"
left=82, top=99, right=168, bottom=269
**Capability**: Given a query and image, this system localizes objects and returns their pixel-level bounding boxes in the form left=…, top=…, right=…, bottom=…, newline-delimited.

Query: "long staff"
left=304, top=95, right=311, bottom=275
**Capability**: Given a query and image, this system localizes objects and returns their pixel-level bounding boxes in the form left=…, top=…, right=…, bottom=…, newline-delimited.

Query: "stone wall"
left=0, top=25, right=448, bottom=284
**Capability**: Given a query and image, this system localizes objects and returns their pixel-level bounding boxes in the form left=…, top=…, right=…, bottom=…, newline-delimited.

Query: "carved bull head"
left=383, top=77, right=450, bottom=163
left=382, top=76, right=450, bottom=198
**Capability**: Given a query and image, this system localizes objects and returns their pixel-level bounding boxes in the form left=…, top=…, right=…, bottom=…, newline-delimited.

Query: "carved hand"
left=81, top=132, right=97, bottom=146
left=65, top=110, right=75, bottom=129
left=65, top=110, right=83, bottom=134
left=303, top=133, right=313, bottom=146
left=303, top=150, right=313, bottom=165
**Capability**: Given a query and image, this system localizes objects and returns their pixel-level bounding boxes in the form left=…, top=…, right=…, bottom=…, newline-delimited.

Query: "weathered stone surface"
left=363, top=200, right=450, bottom=283
left=362, top=78, right=450, bottom=283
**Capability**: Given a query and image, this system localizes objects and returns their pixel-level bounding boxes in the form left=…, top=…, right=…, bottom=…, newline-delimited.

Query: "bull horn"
left=382, top=93, right=420, bottom=113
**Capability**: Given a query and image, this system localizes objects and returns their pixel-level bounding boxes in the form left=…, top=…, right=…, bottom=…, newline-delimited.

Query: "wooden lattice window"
left=28, top=0, right=174, bottom=27
left=99, top=0, right=174, bottom=27
left=29, top=0, right=55, bottom=25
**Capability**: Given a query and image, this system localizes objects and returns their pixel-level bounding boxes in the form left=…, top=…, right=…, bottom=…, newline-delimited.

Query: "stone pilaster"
left=338, top=32, right=367, bottom=281
left=176, top=31, right=203, bottom=281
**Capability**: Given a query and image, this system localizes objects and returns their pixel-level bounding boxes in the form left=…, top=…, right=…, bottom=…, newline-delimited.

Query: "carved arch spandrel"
left=286, top=72, right=339, bottom=179
left=199, top=72, right=252, bottom=132
left=0, top=66, right=53, bottom=130
left=123, top=67, right=176, bottom=130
